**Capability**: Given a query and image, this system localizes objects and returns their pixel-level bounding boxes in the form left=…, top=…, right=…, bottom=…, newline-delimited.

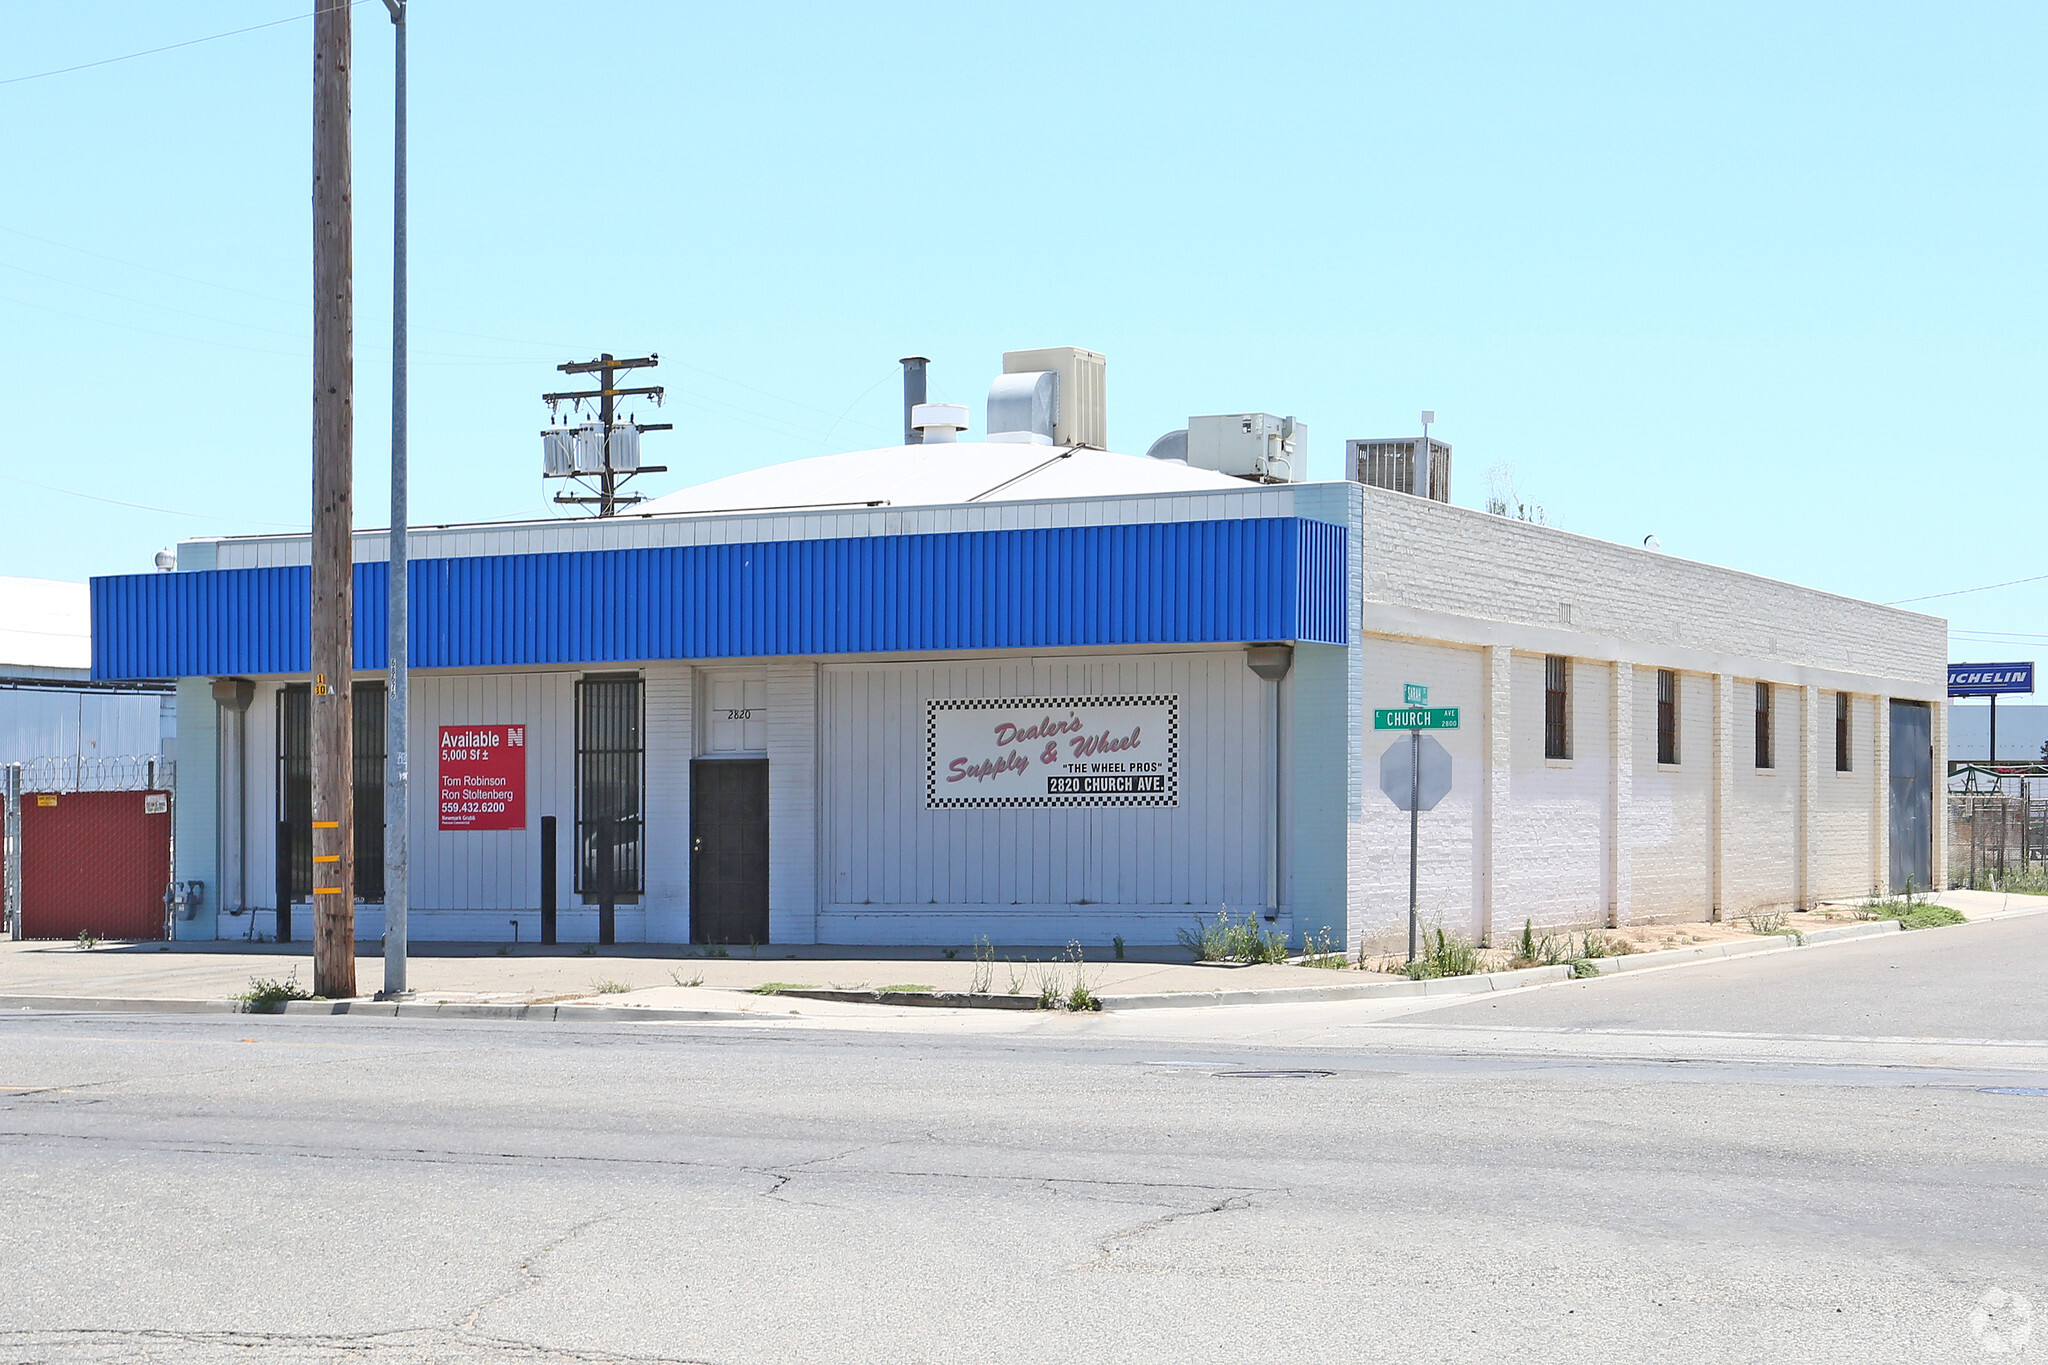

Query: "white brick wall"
left=1352, top=484, right=1945, bottom=690
left=1723, top=681, right=1800, bottom=915
left=1628, top=668, right=1714, bottom=922
left=1346, top=638, right=1487, bottom=949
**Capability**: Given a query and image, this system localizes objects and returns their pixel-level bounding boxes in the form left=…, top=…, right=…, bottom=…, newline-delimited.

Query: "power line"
left=0, top=470, right=304, bottom=528
left=1890, top=571, right=2048, bottom=606
left=0, top=2, right=370, bottom=87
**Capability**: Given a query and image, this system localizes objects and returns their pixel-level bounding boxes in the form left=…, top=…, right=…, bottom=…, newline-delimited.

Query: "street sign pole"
left=1408, top=729, right=1420, bottom=962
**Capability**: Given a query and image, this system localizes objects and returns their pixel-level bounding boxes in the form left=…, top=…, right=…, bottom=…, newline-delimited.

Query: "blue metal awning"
left=92, top=517, right=1348, bottom=679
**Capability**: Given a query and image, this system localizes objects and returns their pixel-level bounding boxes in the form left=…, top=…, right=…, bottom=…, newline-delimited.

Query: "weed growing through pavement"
left=1299, top=927, right=1347, bottom=969
left=705, top=946, right=729, bottom=959
left=239, top=967, right=314, bottom=1013
left=1858, top=898, right=1968, bottom=930
left=74, top=931, right=100, bottom=951
left=878, top=983, right=934, bottom=994
left=1032, top=941, right=1101, bottom=1011
left=941, top=947, right=959, bottom=960
left=1742, top=907, right=1791, bottom=936
left=590, top=980, right=630, bottom=994
left=1177, top=905, right=1291, bottom=964
left=1505, top=919, right=1628, bottom=975
left=670, top=969, right=705, bottom=987
left=969, top=935, right=996, bottom=995
left=578, top=945, right=596, bottom=957
left=747, top=982, right=818, bottom=995
left=1112, top=935, right=1126, bottom=961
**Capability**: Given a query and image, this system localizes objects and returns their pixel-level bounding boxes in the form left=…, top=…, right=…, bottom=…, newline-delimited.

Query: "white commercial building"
left=89, top=349, right=1948, bottom=949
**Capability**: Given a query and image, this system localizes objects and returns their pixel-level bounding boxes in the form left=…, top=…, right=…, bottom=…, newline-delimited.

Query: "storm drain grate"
left=1978, top=1087, right=2048, bottom=1097
left=1214, top=1069, right=1334, bottom=1080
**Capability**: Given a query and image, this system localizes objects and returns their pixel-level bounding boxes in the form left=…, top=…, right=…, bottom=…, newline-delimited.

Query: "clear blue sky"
left=2, top=1, right=2041, bottom=665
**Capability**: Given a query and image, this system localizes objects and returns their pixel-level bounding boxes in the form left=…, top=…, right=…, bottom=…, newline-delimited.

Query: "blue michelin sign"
left=1948, top=661, right=2035, bottom=697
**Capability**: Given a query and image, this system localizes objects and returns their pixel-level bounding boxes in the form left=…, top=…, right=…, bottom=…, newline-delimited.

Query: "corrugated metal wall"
left=94, top=518, right=1348, bottom=680
left=818, top=649, right=1271, bottom=941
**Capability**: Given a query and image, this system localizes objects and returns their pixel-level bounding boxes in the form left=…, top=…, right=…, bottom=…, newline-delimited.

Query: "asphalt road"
left=2, top=915, right=2044, bottom=1364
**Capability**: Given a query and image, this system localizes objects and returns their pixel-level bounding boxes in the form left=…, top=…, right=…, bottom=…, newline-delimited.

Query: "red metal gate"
left=10, top=790, right=171, bottom=940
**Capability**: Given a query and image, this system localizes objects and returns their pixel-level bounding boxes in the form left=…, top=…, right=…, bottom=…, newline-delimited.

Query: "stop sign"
left=1378, top=735, right=1453, bottom=812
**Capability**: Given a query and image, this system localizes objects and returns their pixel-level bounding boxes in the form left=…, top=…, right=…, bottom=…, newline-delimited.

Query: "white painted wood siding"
left=819, top=648, right=1269, bottom=943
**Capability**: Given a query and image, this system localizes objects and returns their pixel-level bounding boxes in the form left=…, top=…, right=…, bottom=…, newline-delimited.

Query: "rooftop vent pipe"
left=899, top=356, right=929, bottom=445
left=911, top=402, right=970, bottom=443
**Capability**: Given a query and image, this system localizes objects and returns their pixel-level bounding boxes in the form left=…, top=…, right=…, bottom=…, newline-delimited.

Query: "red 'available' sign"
left=439, top=724, right=526, bottom=831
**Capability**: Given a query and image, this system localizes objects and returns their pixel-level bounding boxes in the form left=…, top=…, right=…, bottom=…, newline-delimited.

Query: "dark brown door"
left=691, top=759, right=769, bottom=944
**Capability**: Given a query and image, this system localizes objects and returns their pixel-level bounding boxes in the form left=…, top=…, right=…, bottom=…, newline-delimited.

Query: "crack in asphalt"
left=456, top=1209, right=623, bottom=1339
left=1079, top=1191, right=1256, bottom=1271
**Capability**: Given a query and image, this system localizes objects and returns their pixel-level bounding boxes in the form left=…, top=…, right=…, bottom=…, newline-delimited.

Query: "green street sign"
left=1404, top=683, right=1428, bottom=705
left=1374, top=706, right=1460, bottom=730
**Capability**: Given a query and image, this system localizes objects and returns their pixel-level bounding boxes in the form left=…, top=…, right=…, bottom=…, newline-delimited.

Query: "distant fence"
left=14, top=754, right=174, bottom=794
left=1949, top=794, right=2047, bottom=888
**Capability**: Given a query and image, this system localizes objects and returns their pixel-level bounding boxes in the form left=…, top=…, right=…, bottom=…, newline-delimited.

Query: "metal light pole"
left=380, top=0, right=411, bottom=999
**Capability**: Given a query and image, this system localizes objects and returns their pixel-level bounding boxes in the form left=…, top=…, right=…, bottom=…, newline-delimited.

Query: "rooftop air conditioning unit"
left=1348, top=437, right=1451, bottom=502
left=1001, top=347, right=1104, bottom=448
left=1185, top=413, right=1304, bottom=483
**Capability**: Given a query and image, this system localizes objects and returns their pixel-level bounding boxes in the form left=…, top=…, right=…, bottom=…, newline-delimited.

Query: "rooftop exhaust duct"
left=900, top=356, right=929, bottom=445
left=1001, top=347, right=1104, bottom=448
left=986, top=369, right=1058, bottom=445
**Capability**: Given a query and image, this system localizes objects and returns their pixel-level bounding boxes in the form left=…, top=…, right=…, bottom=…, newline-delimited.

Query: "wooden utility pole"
left=311, top=0, right=356, bottom=998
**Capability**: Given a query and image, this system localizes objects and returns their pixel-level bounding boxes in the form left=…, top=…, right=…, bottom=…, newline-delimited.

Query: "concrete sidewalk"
left=0, top=937, right=1386, bottom=1010
left=6, top=889, right=2040, bottom=1018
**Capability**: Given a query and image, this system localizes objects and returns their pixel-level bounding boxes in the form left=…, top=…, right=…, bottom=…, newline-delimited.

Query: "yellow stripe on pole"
left=314, top=821, right=340, bottom=829
left=314, top=887, right=344, bottom=895
left=313, top=854, right=340, bottom=863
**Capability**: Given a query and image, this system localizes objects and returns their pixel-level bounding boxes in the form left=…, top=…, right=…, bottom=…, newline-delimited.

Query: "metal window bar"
left=1656, top=669, right=1678, bottom=766
left=575, top=674, right=644, bottom=899
left=278, top=683, right=386, bottom=903
left=1835, top=690, right=1852, bottom=773
left=1754, top=681, right=1773, bottom=770
left=1544, top=655, right=1570, bottom=760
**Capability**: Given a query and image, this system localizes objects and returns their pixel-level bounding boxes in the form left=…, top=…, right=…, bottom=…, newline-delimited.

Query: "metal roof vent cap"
left=986, top=370, right=1058, bottom=445
left=911, top=402, right=970, bottom=444
left=1145, top=428, right=1189, bottom=463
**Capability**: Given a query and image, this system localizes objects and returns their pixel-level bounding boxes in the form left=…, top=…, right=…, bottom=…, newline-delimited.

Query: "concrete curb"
left=0, top=915, right=1969, bottom=1023
left=767, top=989, right=1043, bottom=1010
left=1099, top=965, right=1575, bottom=1011
left=0, top=995, right=756, bottom=1024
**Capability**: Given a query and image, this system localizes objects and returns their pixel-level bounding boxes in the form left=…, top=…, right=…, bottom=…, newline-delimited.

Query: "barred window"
left=1835, top=691, right=1852, bottom=772
left=576, top=673, right=644, bottom=901
left=1544, top=656, right=1571, bottom=760
left=277, top=681, right=386, bottom=902
left=1754, top=681, right=1774, bottom=770
left=1656, top=669, right=1679, bottom=766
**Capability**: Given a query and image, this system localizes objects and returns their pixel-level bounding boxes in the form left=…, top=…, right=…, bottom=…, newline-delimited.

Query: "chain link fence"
left=1948, top=793, right=2048, bottom=891
left=4, top=754, right=175, bottom=940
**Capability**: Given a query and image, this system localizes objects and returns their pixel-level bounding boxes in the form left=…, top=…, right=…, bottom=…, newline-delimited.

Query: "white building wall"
left=642, top=663, right=693, bottom=943
left=817, top=648, right=1269, bottom=945
left=1810, top=692, right=1876, bottom=901
left=765, top=662, right=819, bottom=945
left=1347, top=637, right=1487, bottom=949
left=1722, top=681, right=1801, bottom=915
left=1628, top=668, right=1714, bottom=923
left=1492, top=654, right=1613, bottom=933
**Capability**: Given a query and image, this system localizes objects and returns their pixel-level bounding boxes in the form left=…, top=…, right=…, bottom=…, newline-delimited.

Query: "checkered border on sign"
left=926, top=694, right=1179, bottom=809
